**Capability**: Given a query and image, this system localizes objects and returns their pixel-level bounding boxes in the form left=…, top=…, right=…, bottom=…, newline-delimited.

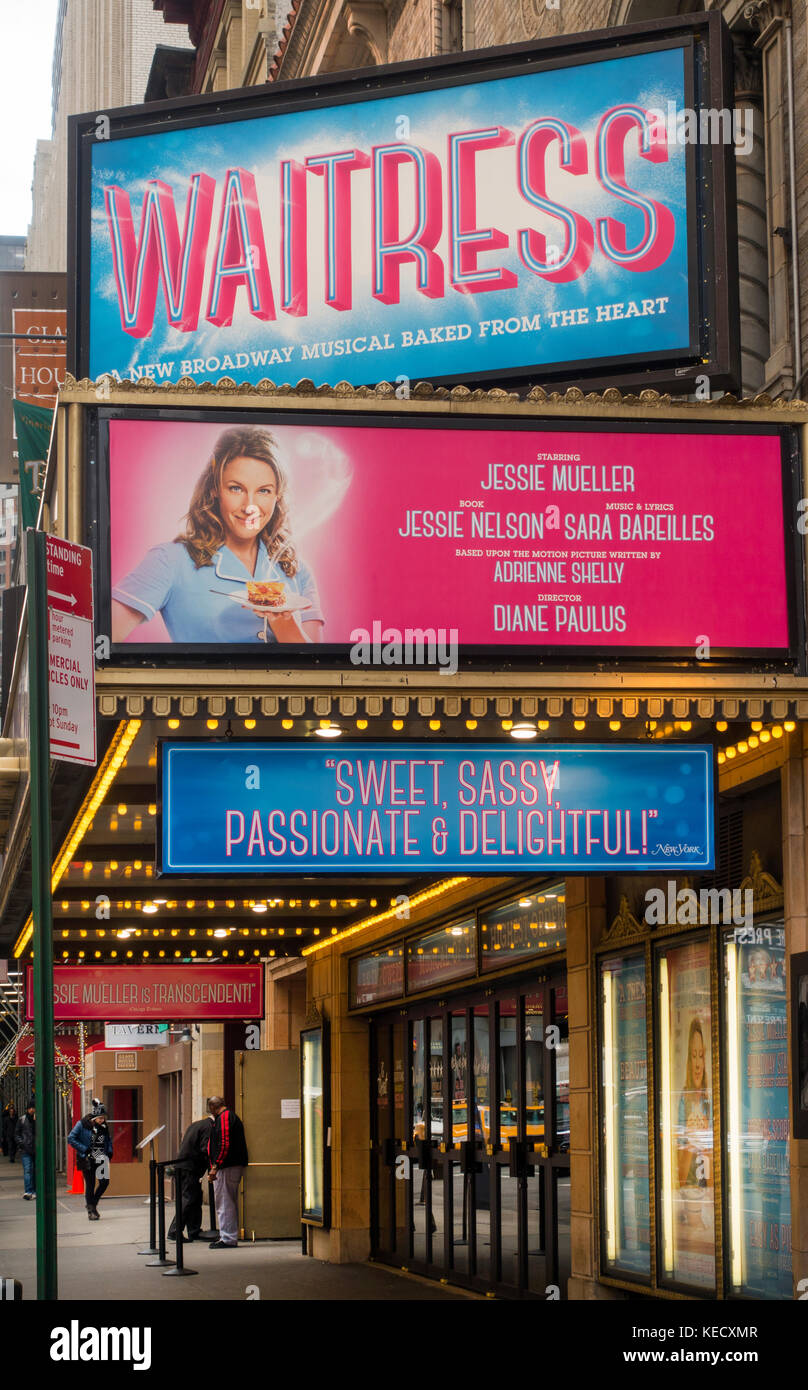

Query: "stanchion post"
left=201, top=1175, right=217, bottom=1238
left=137, top=1126, right=165, bottom=1256
left=145, top=1163, right=174, bottom=1268
left=163, top=1161, right=197, bottom=1277
left=138, top=1154, right=158, bottom=1256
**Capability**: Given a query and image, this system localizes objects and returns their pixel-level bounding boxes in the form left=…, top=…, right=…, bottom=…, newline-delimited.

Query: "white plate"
left=223, top=591, right=313, bottom=617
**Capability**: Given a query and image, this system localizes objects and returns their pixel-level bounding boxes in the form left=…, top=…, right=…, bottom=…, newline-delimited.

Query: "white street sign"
left=46, top=537, right=96, bottom=766
left=105, top=1024, right=170, bottom=1048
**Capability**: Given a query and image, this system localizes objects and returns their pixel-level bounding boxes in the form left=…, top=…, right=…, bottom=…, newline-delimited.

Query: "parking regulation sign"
left=46, top=536, right=96, bottom=766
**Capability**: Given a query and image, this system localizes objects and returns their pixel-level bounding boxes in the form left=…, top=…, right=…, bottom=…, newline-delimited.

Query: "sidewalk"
left=0, top=1154, right=474, bottom=1301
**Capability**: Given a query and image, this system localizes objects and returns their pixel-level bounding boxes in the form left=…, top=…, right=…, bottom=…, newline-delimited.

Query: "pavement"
left=0, top=1154, right=474, bottom=1301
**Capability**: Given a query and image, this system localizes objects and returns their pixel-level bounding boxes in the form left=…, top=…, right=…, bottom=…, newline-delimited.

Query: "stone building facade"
left=26, top=0, right=192, bottom=273
left=151, top=0, right=802, bottom=400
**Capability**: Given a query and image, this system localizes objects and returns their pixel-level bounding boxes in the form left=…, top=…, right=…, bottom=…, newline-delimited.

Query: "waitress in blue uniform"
left=111, top=425, right=324, bottom=645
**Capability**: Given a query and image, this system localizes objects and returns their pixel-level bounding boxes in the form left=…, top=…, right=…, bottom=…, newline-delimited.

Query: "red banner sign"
left=15, top=1035, right=82, bottom=1067
left=26, top=965, right=264, bottom=1022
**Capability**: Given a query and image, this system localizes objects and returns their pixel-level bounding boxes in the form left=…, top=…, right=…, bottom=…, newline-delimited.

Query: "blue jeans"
left=21, top=1152, right=34, bottom=1195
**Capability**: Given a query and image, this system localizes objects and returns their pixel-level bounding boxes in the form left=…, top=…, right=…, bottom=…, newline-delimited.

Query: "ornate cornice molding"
left=60, top=373, right=808, bottom=416
left=92, top=682, right=808, bottom=726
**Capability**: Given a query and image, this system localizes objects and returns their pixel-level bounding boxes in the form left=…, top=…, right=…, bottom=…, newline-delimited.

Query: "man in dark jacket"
left=206, top=1096, right=248, bottom=1249
left=15, top=1103, right=35, bottom=1198
left=168, top=1115, right=213, bottom=1243
left=3, top=1103, right=18, bottom=1161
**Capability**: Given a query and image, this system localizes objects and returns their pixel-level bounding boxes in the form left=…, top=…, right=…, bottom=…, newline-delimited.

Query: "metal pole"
left=138, top=1151, right=158, bottom=1255
left=163, top=1163, right=197, bottom=1277
left=145, top=1163, right=174, bottom=1268
left=26, top=528, right=57, bottom=1302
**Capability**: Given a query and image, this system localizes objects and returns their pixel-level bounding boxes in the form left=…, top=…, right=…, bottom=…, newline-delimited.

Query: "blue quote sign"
left=159, top=742, right=714, bottom=875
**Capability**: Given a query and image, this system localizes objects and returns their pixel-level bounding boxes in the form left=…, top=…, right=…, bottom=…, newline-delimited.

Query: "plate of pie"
left=223, top=580, right=312, bottom=616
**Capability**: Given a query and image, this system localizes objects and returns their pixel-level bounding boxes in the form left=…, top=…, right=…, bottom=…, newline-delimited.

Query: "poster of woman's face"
left=661, top=938, right=715, bottom=1290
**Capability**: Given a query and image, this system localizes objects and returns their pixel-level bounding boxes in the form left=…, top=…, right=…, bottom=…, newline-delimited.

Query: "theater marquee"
left=68, top=14, right=738, bottom=393
left=158, top=741, right=715, bottom=875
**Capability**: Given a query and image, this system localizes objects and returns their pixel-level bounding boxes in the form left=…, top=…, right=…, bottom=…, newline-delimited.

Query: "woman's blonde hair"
left=177, top=426, right=298, bottom=575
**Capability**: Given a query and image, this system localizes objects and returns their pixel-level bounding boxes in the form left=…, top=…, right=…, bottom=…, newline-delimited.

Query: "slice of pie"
left=246, top=580, right=287, bottom=609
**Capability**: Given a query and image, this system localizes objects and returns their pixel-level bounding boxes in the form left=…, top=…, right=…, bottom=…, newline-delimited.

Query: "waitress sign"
left=70, top=14, right=738, bottom=393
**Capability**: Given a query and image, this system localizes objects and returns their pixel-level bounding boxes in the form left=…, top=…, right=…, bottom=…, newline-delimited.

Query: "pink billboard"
left=102, top=415, right=791, bottom=656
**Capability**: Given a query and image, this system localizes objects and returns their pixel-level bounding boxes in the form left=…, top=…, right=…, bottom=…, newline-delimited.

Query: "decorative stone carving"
left=519, top=0, right=544, bottom=38
left=744, top=0, right=790, bottom=35
left=731, top=32, right=764, bottom=103
left=739, top=850, right=784, bottom=909
left=603, top=895, right=647, bottom=942
left=345, top=2, right=388, bottom=64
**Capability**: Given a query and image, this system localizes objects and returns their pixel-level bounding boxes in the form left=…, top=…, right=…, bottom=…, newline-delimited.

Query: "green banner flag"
left=13, top=398, right=54, bottom=531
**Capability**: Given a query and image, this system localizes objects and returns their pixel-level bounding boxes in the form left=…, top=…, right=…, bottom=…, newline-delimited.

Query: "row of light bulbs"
left=60, top=894, right=368, bottom=910
left=59, top=926, right=312, bottom=938
left=160, top=714, right=795, bottom=740
left=59, top=948, right=275, bottom=960
left=717, top=720, right=795, bottom=764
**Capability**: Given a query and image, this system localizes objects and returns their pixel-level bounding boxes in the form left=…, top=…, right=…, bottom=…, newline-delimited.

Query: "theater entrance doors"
left=370, top=972, right=570, bottom=1297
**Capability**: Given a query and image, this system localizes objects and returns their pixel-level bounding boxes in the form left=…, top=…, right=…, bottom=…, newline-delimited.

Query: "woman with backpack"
left=68, top=1108, right=113, bottom=1219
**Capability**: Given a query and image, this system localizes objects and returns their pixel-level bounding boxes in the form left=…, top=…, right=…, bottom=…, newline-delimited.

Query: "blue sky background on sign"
left=159, top=741, right=714, bottom=875
left=89, top=45, right=689, bottom=385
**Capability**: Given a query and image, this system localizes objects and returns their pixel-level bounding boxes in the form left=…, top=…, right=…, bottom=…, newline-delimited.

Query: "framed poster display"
left=793, top=950, right=808, bottom=1141
left=656, top=936, right=716, bottom=1292
left=300, top=1019, right=330, bottom=1227
left=724, top=923, right=791, bottom=1298
left=599, top=951, right=651, bottom=1280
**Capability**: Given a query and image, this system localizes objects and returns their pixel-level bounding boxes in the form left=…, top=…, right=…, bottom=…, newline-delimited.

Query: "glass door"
left=370, top=970, right=570, bottom=1297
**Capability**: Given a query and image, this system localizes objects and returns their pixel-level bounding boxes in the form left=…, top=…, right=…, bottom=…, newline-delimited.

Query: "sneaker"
left=23, top=1193, right=32, bottom=1201
left=88, top=1208, right=100, bottom=1221
left=208, top=1240, right=237, bottom=1249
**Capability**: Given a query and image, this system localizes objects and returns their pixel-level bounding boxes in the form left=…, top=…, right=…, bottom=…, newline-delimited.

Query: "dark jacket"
left=177, top=1117, right=213, bottom=1177
left=2, top=1109, right=18, bottom=1145
left=207, top=1108, right=248, bottom=1169
left=68, top=1118, right=113, bottom=1162
left=15, top=1113, right=35, bottom=1157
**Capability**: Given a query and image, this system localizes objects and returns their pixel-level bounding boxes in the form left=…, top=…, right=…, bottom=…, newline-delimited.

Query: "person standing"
left=206, top=1096, right=248, bottom=1249
left=15, top=1103, right=35, bottom=1199
left=3, top=1103, right=18, bottom=1162
left=68, top=1110, right=113, bottom=1219
left=168, top=1115, right=213, bottom=1243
